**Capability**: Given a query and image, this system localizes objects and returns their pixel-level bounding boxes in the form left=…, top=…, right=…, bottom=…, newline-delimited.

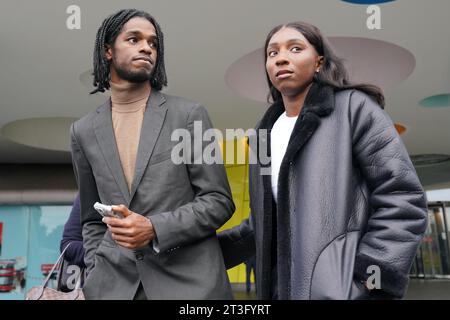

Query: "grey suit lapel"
left=129, top=91, right=167, bottom=202
left=93, top=99, right=130, bottom=203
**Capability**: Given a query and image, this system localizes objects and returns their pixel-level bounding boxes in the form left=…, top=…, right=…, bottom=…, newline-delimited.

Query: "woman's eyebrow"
left=268, top=38, right=307, bottom=48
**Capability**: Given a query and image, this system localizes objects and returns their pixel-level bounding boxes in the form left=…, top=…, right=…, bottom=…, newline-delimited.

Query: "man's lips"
left=133, top=56, right=153, bottom=65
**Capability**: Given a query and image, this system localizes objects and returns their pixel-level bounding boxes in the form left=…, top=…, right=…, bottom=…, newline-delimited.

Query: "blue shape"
left=419, top=94, right=450, bottom=108
left=0, top=207, right=30, bottom=300
left=0, top=205, right=71, bottom=300
left=341, top=0, right=395, bottom=4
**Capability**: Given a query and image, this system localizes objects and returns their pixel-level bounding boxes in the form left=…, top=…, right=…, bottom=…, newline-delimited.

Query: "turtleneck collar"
left=110, top=80, right=151, bottom=105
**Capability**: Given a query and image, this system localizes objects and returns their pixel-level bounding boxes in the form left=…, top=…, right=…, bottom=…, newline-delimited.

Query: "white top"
left=271, top=111, right=298, bottom=202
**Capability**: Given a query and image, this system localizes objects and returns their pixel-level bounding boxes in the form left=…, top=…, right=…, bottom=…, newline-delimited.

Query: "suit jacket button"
left=136, top=253, right=144, bottom=260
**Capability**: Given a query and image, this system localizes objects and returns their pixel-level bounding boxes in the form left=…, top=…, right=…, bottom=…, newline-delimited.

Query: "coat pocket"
left=310, top=231, right=363, bottom=299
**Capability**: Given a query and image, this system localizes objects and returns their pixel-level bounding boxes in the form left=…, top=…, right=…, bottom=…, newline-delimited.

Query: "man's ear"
left=105, top=44, right=112, bottom=61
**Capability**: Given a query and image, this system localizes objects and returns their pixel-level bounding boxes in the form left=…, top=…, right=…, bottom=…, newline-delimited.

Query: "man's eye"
left=291, top=46, right=302, bottom=52
left=268, top=51, right=277, bottom=57
left=149, top=41, right=157, bottom=48
left=127, top=37, right=138, bottom=44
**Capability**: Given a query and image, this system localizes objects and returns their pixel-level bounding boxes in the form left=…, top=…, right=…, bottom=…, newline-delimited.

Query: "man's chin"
left=127, top=75, right=151, bottom=83
left=115, top=67, right=153, bottom=83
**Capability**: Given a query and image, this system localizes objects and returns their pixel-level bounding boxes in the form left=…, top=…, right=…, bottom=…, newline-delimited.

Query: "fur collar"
left=256, top=82, right=335, bottom=166
left=257, top=82, right=335, bottom=131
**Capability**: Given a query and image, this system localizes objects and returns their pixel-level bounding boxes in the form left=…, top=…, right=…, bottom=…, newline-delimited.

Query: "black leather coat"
left=219, top=83, right=428, bottom=299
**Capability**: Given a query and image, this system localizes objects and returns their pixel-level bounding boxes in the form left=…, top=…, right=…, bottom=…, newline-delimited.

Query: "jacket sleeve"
left=148, top=105, right=236, bottom=253
left=350, top=91, right=428, bottom=299
left=70, top=123, right=106, bottom=273
left=218, top=215, right=256, bottom=269
left=60, top=193, right=86, bottom=268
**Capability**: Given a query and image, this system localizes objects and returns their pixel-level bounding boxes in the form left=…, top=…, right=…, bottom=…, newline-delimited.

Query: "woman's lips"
left=276, top=70, right=294, bottom=79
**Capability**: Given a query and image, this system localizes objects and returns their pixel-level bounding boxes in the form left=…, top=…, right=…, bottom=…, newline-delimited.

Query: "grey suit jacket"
left=70, top=90, right=235, bottom=300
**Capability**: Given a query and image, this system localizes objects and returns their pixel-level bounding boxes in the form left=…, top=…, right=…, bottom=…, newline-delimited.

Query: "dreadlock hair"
left=91, top=9, right=167, bottom=94
left=264, top=21, right=385, bottom=108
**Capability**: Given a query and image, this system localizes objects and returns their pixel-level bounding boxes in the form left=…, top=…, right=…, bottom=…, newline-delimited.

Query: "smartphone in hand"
left=94, top=202, right=124, bottom=219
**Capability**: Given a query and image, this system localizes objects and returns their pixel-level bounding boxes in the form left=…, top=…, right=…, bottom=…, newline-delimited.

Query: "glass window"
left=0, top=207, right=30, bottom=300
left=0, top=205, right=71, bottom=300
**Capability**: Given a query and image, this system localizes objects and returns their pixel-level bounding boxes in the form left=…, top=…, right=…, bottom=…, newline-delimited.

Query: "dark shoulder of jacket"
left=336, top=89, right=383, bottom=119
left=72, top=101, right=105, bottom=137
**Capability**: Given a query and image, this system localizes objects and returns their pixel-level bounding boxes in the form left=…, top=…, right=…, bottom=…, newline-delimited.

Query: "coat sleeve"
left=218, top=215, right=256, bottom=269
left=60, top=193, right=86, bottom=268
left=70, top=123, right=106, bottom=273
left=148, top=104, right=236, bottom=253
left=350, top=91, right=428, bottom=299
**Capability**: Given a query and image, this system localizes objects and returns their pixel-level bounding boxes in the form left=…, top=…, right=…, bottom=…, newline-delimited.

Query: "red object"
left=41, top=264, right=55, bottom=275
left=0, top=260, right=16, bottom=292
left=0, top=222, right=3, bottom=255
left=0, top=284, right=14, bottom=292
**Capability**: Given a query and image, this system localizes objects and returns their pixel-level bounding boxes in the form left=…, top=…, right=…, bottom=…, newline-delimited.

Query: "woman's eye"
left=268, top=51, right=277, bottom=57
left=291, top=46, right=302, bottom=52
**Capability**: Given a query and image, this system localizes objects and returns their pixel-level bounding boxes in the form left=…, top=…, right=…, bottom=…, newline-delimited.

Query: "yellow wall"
left=217, top=138, right=252, bottom=283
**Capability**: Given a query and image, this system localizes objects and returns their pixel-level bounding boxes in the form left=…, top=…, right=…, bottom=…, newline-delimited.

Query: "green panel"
left=420, top=94, right=450, bottom=108
left=0, top=206, right=30, bottom=300
left=27, top=206, right=71, bottom=291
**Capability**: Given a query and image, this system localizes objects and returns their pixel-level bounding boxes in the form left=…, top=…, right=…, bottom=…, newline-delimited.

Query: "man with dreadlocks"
left=70, top=9, right=235, bottom=300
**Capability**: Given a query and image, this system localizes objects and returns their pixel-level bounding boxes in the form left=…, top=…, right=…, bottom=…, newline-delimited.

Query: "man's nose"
left=139, top=41, right=152, bottom=54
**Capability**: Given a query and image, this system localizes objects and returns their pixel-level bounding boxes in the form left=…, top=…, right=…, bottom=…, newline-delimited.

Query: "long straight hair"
left=264, top=21, right=385, bottom=108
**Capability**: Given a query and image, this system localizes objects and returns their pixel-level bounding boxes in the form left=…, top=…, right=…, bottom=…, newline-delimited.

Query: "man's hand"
left=103, top=204, right=155, bottom=249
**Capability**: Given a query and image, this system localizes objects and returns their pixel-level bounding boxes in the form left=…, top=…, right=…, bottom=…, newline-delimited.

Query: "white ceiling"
left=0, top=0, right=449, bottom=188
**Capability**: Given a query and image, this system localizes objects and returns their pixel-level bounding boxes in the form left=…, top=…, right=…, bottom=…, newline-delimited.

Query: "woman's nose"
left=275, top=51, right=289, bottom=66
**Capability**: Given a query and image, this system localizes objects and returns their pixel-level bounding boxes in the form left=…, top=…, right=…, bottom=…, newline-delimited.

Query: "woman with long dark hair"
left=220, top=21, right=427, bottom=300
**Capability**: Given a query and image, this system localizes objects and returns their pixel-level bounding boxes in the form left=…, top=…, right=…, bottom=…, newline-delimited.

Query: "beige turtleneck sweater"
left=110, top=81, right=151, bottom=192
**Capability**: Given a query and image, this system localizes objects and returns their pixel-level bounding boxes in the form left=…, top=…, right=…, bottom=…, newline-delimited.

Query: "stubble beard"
left=113, top=61, right=154, bottom=84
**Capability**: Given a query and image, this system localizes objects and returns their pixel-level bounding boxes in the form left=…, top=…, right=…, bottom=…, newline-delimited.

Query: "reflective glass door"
left=420, top=204, right=450, bottom=278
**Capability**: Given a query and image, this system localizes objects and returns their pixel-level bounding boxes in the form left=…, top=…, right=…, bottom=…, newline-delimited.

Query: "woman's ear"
left=316, top=56, right=324, bottom=70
